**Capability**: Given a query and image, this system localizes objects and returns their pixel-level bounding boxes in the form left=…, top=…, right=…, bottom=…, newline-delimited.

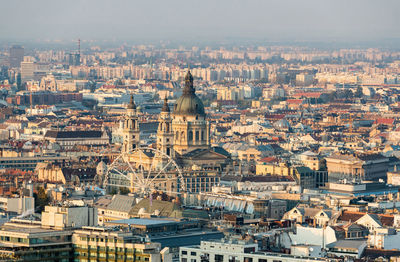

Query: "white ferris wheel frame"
left=103, top=146, right=185, bottom=195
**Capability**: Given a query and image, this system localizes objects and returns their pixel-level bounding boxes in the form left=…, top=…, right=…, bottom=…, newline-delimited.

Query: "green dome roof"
left=174, top=94, right=205, bottom=116
left=173, top=70, right=205, bottom=116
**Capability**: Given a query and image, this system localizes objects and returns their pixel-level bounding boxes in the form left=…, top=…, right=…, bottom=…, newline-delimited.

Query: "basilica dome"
left=173, top=70, right=205, bottom=116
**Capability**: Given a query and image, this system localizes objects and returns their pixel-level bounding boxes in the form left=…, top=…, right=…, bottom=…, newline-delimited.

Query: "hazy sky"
left=1, top=0, right=399, bottom=43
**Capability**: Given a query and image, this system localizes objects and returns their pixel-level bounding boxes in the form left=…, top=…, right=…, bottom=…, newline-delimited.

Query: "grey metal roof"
left=110, top=218, right=178, bottom=226
left=107, top=195, right=136, bottom=212
left=326, top=239, right=366, bottom=250
left=45, top=130, right=104, bottom=139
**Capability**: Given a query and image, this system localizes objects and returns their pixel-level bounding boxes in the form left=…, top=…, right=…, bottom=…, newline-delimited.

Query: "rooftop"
left=108, top=218, right=178, bottom=226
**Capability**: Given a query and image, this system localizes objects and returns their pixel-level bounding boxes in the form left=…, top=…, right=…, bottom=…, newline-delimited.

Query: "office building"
left=72, top=226, right=167, bottom=262
left=20, top=61, right=35, bottom=82
left=9, top=45, right=24, bottom=68
left=0, top=219, right=73, bottom=261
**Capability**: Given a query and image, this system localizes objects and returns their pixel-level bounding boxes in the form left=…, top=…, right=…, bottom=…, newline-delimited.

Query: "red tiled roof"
left=379, top=214, right=394, bottom=227
left=337, top=211, right=365, bottom=222
left=293, top=92, right=322, bottom=99
left=338, top=211, right=394, bottom=227
left=286, top=99, right=303, bottom=105
left=259, top=157, right=278, bottom=163
left=375, top=118, right=394, bottom=125
left=102, top=85, right=116, bottom=89
left=265, top=114, right=285, bottom=120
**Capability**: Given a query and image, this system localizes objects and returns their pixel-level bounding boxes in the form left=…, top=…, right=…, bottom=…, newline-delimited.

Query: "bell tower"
left=122, top=95, right=140, bottom=153
left=156, top=97, right=174, bottom=165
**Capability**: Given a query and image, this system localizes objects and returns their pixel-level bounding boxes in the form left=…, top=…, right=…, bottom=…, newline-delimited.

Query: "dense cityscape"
left=1, top=1, right=400, bottom=262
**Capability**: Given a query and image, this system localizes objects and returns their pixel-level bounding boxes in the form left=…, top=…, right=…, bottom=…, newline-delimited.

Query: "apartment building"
left=180, top=240, right=326, bottom=262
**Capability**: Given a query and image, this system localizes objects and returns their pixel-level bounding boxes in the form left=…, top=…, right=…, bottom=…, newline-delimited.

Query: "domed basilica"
left=119, top=70, right=231, bottom=193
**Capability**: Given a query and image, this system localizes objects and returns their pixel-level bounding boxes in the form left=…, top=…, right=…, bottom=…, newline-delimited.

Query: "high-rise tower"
left=9, top=45, right=24, bottom=68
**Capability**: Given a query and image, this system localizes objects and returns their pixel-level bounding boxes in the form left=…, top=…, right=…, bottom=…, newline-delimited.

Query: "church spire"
left=183, top=69, right=195, bottom=95
left=162, top=96, right=170, bottom=113
left=128, top=95, right=136, bottom=110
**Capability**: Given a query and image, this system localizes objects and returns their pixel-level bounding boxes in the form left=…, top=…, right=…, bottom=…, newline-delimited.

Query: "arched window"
left=195, top=131, right=199, bottom=141
left=176, top=131, right=179, bottom=140
left=201, top=131, right=205, bottom=141
left=166, top=148, right=170, bottom=156
left=166, top=123, right=170, bottom=132
left=189, top=131, right=193, bottom=141
left=181, top=131, right=185, bottom=142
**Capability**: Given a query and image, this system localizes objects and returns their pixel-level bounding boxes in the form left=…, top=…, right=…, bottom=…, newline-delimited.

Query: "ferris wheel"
left=103, top=146, right=185, bottom=196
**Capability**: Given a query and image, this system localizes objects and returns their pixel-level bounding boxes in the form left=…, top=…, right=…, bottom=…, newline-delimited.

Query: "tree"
left=89, top=81, right=96, bottom=93
left=109, top=187, right=118, bottom=195
left=119, top=187, right=130, bottom=195
left=327, top=91, right=337, bottom=102
left=343, top=89, right=354, bottom=100
left=34, top=186, right=49, bottom=213
left=355, top=86, right=363, bottom=98
left=114, top=79, right=123, bottom=86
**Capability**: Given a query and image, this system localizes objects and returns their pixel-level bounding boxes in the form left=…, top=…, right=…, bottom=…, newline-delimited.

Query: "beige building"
left=256, top=162, right=291, bottom=176
left=256, top=163, right=316, bottom=189
left=36, top=162, right=96, bottom=185
left=325, top=153, right=388, bottom=181
left=172, top=71, right=210, bottom=155
left=20, top=61, right=35, bottom=82
left=217, top=86, right=244, bottom=101
left=0, top=196, right=34, bottom=215
left=296, top=73, right=314, bottom=86
left=387, top=170, right=400, bottom=185
left=298, top=151, right=321, bottom=171
left=73, top=227, right=169, bottom=262
left=44, top=130, right=109, bottom=150
left=283, top=206, right=340, bottom=227
left=41, top=205, right=97, bottom=229
left=96, top=195, right=136, bottom=226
